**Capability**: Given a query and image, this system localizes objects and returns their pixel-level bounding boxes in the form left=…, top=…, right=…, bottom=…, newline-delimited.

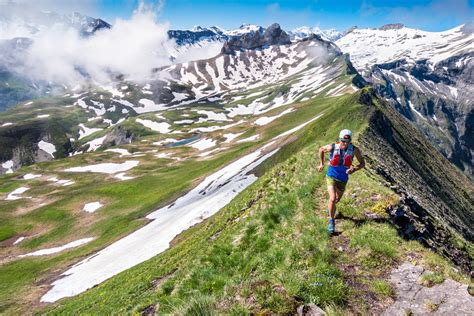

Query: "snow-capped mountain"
left=289, top=26, right=343, bottom=42
left=168, top=23, right=268, bottom=46
left=0, top=28, right=354, bottom=173
left=167, top=23, right=341, bottom=64
left=168, top=26, right=226, bottom=46
left=337, top=23, right=474, bottom=177
left=168, top=23, right=343, bottom=47
left=224, top=23, right=264, bottom=36
left=337, top=24, right=472, bottom=74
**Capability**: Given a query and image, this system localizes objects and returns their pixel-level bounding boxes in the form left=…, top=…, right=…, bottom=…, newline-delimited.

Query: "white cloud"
left=2, top=1, right=178, bottom=86
left=172, top=41, right=223, bottom=64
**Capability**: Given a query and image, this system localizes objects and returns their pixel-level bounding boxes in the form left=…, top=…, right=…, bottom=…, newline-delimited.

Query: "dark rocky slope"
left=358, top=89, right=473, bottom=271
left=370, top=53, right=474, bottom=179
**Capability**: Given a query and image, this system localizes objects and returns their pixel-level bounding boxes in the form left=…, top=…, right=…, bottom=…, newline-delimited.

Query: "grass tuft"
left=175, top=295, right=217, bottom=316
left=0, top=225, right=16, bottom=242
left=349, top=223, right=399, bottom=268
left=370, top=280, right=395, bottom=298
left=419, top=272, right=444, bottom=287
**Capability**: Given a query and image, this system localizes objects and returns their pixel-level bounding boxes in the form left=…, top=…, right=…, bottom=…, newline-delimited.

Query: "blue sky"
left=154, top=0, right=474, bottom=31
left=32, top=0, right=474, bottom=32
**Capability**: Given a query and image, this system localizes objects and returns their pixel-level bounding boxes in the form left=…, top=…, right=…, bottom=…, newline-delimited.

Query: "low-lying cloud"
left=1, top=1, right=180, bottom=86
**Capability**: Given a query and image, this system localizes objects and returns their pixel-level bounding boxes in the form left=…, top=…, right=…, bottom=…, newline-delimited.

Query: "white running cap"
left=339, top=129, right=352, bottom=142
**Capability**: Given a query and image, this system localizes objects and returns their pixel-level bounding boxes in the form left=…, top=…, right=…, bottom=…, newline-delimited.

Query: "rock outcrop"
left=221, top=23, right=291, bottom=54
left=383, top=262, right=474, bottom=315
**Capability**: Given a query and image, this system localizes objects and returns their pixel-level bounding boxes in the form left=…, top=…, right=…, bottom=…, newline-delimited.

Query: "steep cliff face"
left=369, top=53, right=473, bottom=178
left=358, top=90, right=473, bottom=270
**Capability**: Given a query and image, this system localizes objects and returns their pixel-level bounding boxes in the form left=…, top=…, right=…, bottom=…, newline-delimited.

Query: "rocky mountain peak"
left=208, top=26, right=224, bottom=34
left=221, top=22, right=290, bottom=54
left=191, top=25, right=204, bottom=32
left=263, top=23, right=291, bottom=44
left=379, top=23, right=405, bottom=30
left=343, top=25, right=358, bottom=35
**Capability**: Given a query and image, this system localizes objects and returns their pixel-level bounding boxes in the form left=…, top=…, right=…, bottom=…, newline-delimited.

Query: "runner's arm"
left=318, top=144, right=333, bottom=171
left=352, top=147, right=365, bottom=172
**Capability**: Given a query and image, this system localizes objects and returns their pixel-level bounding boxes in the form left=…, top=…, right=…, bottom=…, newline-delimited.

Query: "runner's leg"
left=335, top=187, right=344, bottom=203
left=327, top=185, right=337, bottom=219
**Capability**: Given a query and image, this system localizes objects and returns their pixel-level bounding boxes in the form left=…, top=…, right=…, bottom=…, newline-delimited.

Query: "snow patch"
left=23, top=174, right=42, bottom=180
left=196, top=110, right=231, bottom=122
left=136, top=99, right=166, bottom=113
left=174, top=119, right=194, bottom=125
left=5, top=187, right=30, bottom=200
left=47, top=177, right=75, bottom=186
left=237, top=135, right=259, bottom=143
left=85, top=136, right=107, bottom=152
left=254, top=108, right=295, bottom=126
left=172, top=92, right=188, bottom=101
left=189, top=138, right=216, bottom=150
left=65, top=161, right=139, bottom=174
left=114, top=173, right=134, bottom=181
left=136, top=119, right=171, bottom=133
left=13, top=237, right=25, bottom=245
left=408, top=101, right=427, bottom=120
left=105, top=148, right=131, bottom=157
left=153, top=138, right=178, bottom=146
left=223, top=132, right=244, bottom=143
left=57, top=180, right=75, bottom=186
left=19, top=238, right=94, bottom=258
left=2, top=160, right=14, bottom=173
left=448, top=86, right=458, bottom=98
left=83, top=202, right=103, bottom=213
left=155, top=152, right=172, bottom=159
left=38, top=140, right=56, bottom=157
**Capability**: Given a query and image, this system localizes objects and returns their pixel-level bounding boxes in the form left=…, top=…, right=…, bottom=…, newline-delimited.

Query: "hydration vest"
left=329, top=143, right=354, bottom=168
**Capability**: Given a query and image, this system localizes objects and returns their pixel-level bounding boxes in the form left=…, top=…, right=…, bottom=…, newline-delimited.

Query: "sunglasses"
left=340, top=138, right=351, bottom=143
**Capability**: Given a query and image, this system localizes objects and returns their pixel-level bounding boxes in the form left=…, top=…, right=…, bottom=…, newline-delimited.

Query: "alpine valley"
left=0, top=7, right=472, bottom=315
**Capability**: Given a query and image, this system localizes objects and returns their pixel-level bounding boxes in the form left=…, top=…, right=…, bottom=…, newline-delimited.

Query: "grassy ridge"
left=43, top=93, right=468, bottom=314
left=1, top=91, right=470, bottom=314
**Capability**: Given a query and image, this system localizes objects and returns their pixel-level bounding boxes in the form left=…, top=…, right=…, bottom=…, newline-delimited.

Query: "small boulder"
left=297, top=303, right=325, bottom=316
